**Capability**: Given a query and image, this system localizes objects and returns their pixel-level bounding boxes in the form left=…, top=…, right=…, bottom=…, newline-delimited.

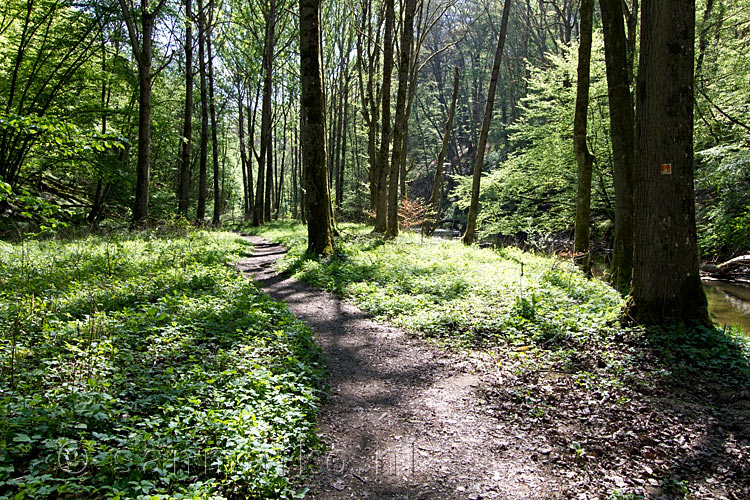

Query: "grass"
left=243, top=221, right=623, bottom=345
left=0, top=229, right=323, bottom=499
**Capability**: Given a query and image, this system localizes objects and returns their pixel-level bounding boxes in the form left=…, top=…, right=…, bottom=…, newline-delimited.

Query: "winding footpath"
left=237, top=236, right=559, bottom=500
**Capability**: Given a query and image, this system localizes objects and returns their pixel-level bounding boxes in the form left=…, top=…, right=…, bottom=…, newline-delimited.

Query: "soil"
left=237, top=236, right=750, bottom=500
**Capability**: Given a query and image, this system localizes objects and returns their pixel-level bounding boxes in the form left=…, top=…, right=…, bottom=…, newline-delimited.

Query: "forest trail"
left=237, top=236, right=559, bottom=500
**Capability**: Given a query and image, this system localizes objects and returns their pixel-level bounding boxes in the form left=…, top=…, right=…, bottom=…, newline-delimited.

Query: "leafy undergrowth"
left=248, top=220, right=750, bottom=499
left=242, top=222, right=625, bottom=348
left=0, top=230, right=323, bottom=499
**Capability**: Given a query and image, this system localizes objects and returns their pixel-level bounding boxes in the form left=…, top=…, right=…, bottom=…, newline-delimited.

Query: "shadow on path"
left=237, top=236, right=558, bottom=500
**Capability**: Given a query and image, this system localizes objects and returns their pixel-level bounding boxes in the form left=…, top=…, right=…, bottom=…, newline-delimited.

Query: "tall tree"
left=178, top=0, right=194, bottom=216
left=118, top=0, right=170, bottom=224
left=373, top=0, right=394, bottom=233
left=253, top=0, right=276, bottom=226
left=300, top=0, right=334, bottom=254
left=196, top=0, right=209, bottom=223
left=385, top=0, right=417, bottom=237
left=355, top=0, right=383, bottom=211
left=623, top=0, right=710, bottom=326
left=572, top=0, right=595, bottom=273
left=207, top=0, right=221, bottom=226
left=462, top=0, right=512, bottom=245
left=600, top=0, right=635, bottom=292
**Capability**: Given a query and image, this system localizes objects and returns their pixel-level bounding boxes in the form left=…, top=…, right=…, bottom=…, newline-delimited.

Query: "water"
left=703, top=280, right=750, bottom=335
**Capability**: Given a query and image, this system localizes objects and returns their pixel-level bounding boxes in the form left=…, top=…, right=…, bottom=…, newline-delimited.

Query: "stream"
left=703, top=280, right=750, bottom=335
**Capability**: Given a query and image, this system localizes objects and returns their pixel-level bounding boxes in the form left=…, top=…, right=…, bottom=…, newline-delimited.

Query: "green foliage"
left=0, top=180, right=72, bottom=235
left=607, top=490, right=644, bottom=500
left=0, top=230, right=322, bottom=499
left=252, top=221, right=624, bottom=348
left=453, top=32, right=615, bottom=241
left=0, top=113, right=126, bottom=160
left=695, top=145, right=750, bottom=258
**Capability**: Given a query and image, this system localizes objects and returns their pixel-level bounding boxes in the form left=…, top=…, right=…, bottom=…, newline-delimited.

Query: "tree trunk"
left=237, top=87, right=250, bottom=217
left=300, top=0, right=334, bottom=254
left=275, top=107, right=287, bottom=218
left=178, top=0, right=193, bottom=216
left=207, top=2, right=220, bottom=226
left=355, top=0, right=382, bottom=212
left=247, top=91, right=258, bottom=215
left=254, top=0, right=275, bottom=226
left=423, top=66, right=459, bottom=236
left=623, top=0, right=710, bottom=327
left=196, top=0, right=209, bottom=223
left=385, top=0, right=416, bottom=238
left=265, top=112, right=273, bottom=221
left=119, top=0, right=160, bottom=225
left=292, top=123, right=299, bottom=218
left=573, top=0, right=595, bottom=274
left=462, top=0, right=512, bottom=245
left=333, top=69, right=345, bottom=212
left=624, top=0, right=639, bottom=86
left=337, top=76, right=349, bottom=211
left=373, top=0, right=394, bottom=233
left=601, top=0, right=635, bottom=292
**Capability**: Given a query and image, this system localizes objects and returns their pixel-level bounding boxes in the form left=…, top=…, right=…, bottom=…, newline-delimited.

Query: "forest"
left=1, top=0, right=749, bottom=498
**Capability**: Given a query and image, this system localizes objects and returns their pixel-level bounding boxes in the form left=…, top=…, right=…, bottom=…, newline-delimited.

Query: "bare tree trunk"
left=275, top=106, right=287, bottom=218
left=254, top=0, right=275, bottom=225
left=133, top=14, right=152, bottom=225
left=337, top=75, right=349, bottom=211
left=247, top=89, right=259, bottom=215
left=355, top=1, right=382, bottom=211
left=292, top=123, right=299, bottom=218
left=623, top=0, right=710, bottom=327
left=119, top=0, right=168, bottom=225
left=207, top=1, right=220, bottom=226
left=237, top=85, right=250, bottom=217
left=624, top=0, right=639, bottom=86
left=178, top=0, right=193, bottom=216
left=333, top=67, right=345, bottom=212
left=300, top=0, right=334, bottom=254
left=462, top=0, right=512, bottom=245
left=373, top=0, right=394, bottom=233
left=196, top=0, right=208, bottom=223
left=572, top=0, right=595, bottom=273
left=265, top=112, right=273, bottom=221
left=385, top=0, right=417, bottom=238
left=601, top=0, right=635, bottom=292
left=423, top=66, right=459, bottom=236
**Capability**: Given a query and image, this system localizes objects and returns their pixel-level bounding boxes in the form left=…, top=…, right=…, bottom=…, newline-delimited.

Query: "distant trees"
left=462, top=0, right=512, bottom=246
left=423, top=66, right=459, bottom=237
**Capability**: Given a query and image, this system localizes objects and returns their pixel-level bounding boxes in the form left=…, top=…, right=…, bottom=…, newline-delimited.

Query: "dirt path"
left=236, top=236, right=563, bottom=500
